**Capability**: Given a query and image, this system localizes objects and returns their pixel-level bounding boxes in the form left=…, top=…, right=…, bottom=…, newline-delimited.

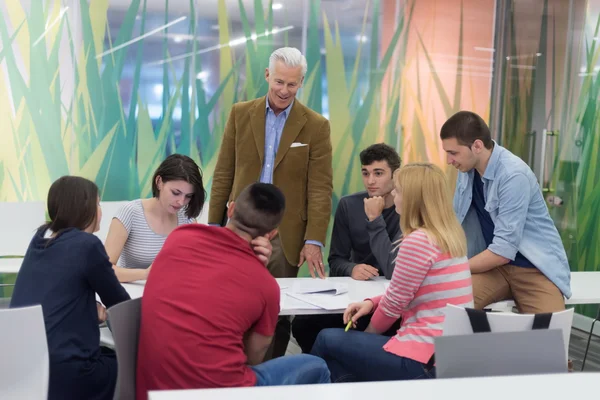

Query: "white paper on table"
left=286, top=292, right=352, bottom=311
left=291, top=280, right=348, bottom=295
left=280, top=293, right=322, bottom=310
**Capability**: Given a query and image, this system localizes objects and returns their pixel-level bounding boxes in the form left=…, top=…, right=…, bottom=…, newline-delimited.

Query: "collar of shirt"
left=265, top=95, right=294, bottom=119
left=482, top=140, right=501, bottom=181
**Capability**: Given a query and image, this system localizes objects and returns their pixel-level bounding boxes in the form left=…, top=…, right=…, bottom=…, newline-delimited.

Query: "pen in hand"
left=344, top=319, right=353, bottom=332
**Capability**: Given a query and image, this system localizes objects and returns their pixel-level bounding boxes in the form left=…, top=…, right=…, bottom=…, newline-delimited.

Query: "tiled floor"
left=288, top=327, right=600, bottom=372
left=569, top=327, right=600, bottom=371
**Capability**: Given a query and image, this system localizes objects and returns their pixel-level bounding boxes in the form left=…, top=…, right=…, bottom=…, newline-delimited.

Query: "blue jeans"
left=251, top=354, right=330, bottom=385
left=311, top=328, right=435, bottom=382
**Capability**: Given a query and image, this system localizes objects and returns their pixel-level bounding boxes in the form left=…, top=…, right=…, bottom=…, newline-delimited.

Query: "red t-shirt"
left=135, top=225, right=280, bottom=400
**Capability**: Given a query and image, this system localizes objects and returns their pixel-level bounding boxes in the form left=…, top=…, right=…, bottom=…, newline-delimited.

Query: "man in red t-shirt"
left=136, top=183, right=330, bottom=399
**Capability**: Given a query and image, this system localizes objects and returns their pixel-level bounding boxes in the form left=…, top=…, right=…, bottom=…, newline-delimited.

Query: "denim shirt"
left=453, top=142, right=571, bottom=298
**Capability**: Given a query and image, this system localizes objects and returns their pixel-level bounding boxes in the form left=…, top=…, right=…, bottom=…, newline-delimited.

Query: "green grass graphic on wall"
left=0, top=0, right=410, bottom=278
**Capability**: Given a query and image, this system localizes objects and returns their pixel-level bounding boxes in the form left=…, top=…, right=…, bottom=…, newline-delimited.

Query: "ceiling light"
left=196, top=71, right=210, bottom=82
left=272, top=3, right=283, bottom=10
left=153, top=84, right=163, bottom=97
left=229, top=37, right=247, bottom=46
left=355, top=35, right=368, bottom=43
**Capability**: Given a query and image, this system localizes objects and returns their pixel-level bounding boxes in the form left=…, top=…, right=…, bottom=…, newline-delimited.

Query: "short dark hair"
left=46, top=176, right=99, bottom=233
left=440, top=111, right=493, bottom=149
left=359, top=143, right=401, bottom=172
left=231, top=183, right=286, bottom=238
left=152, top=154, right=206, bottom=219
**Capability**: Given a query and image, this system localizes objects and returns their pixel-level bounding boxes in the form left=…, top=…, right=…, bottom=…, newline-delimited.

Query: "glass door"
left=493, top=0, right=600, bottom=317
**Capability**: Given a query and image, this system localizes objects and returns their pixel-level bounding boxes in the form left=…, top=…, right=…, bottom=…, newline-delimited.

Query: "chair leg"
left=581, top=318, right=598, bottom=371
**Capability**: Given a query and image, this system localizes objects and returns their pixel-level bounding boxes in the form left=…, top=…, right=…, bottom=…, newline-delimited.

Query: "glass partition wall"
left=491, top=0, right=600, bottom=317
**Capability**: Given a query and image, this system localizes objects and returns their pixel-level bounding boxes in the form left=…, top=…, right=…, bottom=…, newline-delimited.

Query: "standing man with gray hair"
left=209, top=47, right=333, bottom=359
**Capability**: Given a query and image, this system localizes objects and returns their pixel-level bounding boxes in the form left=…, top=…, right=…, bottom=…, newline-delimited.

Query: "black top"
left=471, top=170, right=534, bottom=268
left=10, top=227, right=130, bottom=364
left=328, top=191, right=401, bottom=279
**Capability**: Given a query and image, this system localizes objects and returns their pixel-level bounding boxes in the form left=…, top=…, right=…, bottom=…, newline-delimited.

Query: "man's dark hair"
left=440, top=111, right=493, bottom=149
left=152, top=154, right=206, bottom=219
left=45, top=176, right=99, bottom=234
left=231, top=183, right=286, bottom=238
left=359, top=143, right=401, bottom=172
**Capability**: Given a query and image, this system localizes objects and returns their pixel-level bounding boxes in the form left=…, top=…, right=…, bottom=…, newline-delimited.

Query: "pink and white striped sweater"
left=370, top=229, right=473, bottom=364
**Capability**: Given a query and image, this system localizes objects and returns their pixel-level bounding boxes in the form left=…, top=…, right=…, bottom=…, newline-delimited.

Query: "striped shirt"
left=115, top=200, right=194, bottom=269
left=370, top=229, right=473, bottom=364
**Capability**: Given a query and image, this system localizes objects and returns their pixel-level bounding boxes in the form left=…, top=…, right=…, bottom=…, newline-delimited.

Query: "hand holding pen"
left=342, top=300, right=374, bottom=331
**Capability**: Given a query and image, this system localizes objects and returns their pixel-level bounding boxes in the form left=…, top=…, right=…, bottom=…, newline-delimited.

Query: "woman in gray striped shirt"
left=104, top=155, right=206, bottom=282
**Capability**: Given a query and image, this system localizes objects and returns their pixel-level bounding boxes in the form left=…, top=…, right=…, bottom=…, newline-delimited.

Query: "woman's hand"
left=97, top=302, right=107, bottom=323
left=343, top=300, right=374, bottom=328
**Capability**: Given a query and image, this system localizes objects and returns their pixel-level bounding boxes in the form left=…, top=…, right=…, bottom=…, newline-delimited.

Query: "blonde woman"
left=311, top=163, right=474, bottom=382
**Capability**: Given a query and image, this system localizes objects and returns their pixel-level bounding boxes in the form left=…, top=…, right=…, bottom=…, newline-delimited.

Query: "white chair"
left=0, top=201, right=46, bottom=256
left=96, top=201, right=129, bottom=243
left=442, top=304, right=574, bottom=361
left=107, top=297, right=142, bottom=400
left=197, top=205, right=208, bottom=224
left=100, top=326, right=115, bottom=348
left=0, top=305, right=49, bottom=399
left=434, top=305, right=574, bottom=378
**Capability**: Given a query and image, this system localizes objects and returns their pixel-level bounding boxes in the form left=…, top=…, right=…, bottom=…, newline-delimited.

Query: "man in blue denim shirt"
left=440, top=111, right=571, bottom=313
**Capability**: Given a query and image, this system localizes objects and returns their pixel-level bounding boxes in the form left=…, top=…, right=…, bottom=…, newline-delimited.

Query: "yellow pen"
left=344, top=320, right=353, bottom=332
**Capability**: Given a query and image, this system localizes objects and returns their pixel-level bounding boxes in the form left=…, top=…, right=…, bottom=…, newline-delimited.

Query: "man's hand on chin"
left=251, top=235, right=273, bottom=266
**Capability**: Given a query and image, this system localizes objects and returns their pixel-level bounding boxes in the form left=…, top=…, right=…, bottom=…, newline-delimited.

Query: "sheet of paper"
left=280, top=293, right=322, bottom=310
left=292, top=280, right=348, bottom=295
left=286, top=292, right=352, bottom=311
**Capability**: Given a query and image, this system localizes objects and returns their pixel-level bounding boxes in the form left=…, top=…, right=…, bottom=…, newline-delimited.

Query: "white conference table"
left=121, top=272, right=600, bottom=314
left=121, top=277, right=388, bottom=316
left=488, top=271, right=600, bottom=308
left=3, top=257, right=600, bottom=309
left=148, top=372, right=600, bottom=400
left=101, top=272, right=600, bottom=347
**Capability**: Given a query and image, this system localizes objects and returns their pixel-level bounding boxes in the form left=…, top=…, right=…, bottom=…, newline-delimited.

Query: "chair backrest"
left=0, top=202, right=46, bottom=256
left=442, top=304, right=574, bottom=359
left=0, top=305, right=49, bottom=399
left=107, top=297, right=142, bottom=400
left=435, top=329, right=567, bottom=378
left=197, top=205, right=208, bottom=225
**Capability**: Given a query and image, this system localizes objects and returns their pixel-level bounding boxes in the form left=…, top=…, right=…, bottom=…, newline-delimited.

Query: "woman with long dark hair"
left=10, top=176, right=130, bottom=400
left=105, top=154, right=206, bottom=282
